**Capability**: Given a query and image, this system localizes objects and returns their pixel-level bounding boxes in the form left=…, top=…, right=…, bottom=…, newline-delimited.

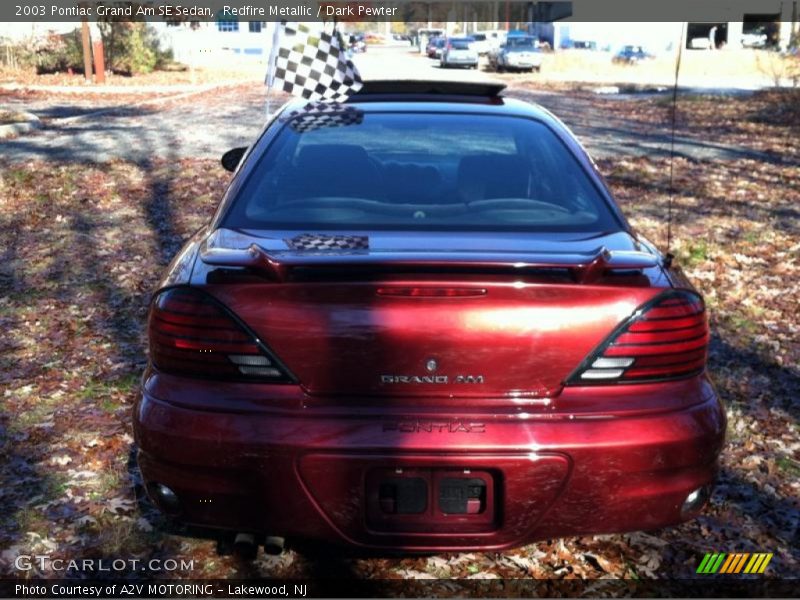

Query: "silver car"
left=440, top=37, right=479, bottom=69
left=489, top=35, right=543, bottom=73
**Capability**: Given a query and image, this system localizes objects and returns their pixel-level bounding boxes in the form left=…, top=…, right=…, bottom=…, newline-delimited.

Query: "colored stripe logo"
left=697, top=553, right=773, bottom=574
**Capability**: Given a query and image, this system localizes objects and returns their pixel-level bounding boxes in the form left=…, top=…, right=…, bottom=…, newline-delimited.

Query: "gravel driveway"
left=0, top=46, right=770, bottom=164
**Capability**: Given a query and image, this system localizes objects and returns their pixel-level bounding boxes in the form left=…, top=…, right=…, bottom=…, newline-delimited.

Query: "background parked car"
left=440, top=37, right=479, bottom=69
left=349, top=34, right=367, bottom=54
left=469, top=32, right=491, bottom=55
left=488, top=35, right=542, bottom=72
left=427, top=37, right=446, bottom=59
left=416, top=27, right=446, bottom=53
left=612, top=45, right=654, bottom=64
left=483, top=29, right=508, bottom=53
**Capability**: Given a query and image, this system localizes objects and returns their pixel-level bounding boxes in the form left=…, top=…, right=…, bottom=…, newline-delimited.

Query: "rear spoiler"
left=200, top=244, right=659, bottom=284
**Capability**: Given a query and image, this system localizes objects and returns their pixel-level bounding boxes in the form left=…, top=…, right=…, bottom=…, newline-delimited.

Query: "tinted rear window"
left=450, top=39, right=472, bottom=50
left=507, top=37, right=536, bottom=48
left=223, top=112, right=621, bottom=233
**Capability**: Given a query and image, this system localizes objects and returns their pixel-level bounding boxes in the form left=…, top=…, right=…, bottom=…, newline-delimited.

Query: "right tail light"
left=567, top=290, right=709, bottom=384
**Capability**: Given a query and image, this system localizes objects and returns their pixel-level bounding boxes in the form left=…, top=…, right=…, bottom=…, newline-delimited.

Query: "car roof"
left=280, top=81, right=563, bottom=127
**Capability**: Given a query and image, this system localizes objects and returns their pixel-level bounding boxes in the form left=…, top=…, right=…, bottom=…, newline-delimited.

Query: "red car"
left=134, top=81, right=725, bottom=553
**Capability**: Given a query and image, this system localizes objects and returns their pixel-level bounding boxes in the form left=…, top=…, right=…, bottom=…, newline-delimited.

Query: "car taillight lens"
left=567, top=290, right=708, bottom=384
left=148, top=287, right=292, bottom=382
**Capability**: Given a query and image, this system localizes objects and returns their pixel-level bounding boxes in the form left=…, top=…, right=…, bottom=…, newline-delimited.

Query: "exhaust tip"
left=681, top=485, right=711, bottom=518
left=233, top=533, right=258, bottom=560
left=264, top=535, right=285, bottom=555
left=149, top=483, right=180, bottom=514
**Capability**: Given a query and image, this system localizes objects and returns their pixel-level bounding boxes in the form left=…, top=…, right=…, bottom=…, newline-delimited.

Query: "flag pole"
left=265, top=21, right=282, bottom=120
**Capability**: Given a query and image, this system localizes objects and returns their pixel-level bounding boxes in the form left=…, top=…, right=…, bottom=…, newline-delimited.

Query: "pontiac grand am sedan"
left=134, top=80, right=725, bottom=553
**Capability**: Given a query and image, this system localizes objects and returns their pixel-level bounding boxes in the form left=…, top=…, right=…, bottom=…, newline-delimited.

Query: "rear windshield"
left=223, top=112, right=621, bottom=233
left=507, top=37, right=536, bottom=48
left=450, top=39, right=472, bottom=49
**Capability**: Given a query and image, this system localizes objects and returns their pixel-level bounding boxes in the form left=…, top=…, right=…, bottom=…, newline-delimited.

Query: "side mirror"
left=221, top=147, right=247, bottom=172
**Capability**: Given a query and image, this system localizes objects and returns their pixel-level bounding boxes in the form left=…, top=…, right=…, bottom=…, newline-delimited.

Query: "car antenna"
left=665, top=24, right=685, bottom=268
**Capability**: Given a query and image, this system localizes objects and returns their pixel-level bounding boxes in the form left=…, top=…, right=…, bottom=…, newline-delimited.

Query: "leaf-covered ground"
left=0, top=91, right=798, bottom=585
left=0, top=65, right=260, bottom=88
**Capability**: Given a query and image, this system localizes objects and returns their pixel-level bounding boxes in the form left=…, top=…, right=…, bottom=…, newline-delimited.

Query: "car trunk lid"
left=196, top=229, right=664, bottom=398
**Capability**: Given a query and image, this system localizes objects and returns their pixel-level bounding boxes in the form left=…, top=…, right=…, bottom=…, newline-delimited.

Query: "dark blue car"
left=613, top=45, right=653, bottom=65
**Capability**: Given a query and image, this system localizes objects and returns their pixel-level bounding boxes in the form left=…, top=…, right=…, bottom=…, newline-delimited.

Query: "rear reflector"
left=580, top=368, right=625, bottom=380
left=148, top=287, right=292, bottom=382
left=567, top=290, right=708, bottom=385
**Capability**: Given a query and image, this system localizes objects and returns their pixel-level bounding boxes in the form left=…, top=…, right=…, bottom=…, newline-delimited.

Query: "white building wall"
left=152, top=22, right=275, bottom=67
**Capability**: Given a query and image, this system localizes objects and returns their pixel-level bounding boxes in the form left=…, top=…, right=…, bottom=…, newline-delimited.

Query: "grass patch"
left=776, top=456, right=800, bottom=477
left=14, top=507, right=51, bottom=538
left=679, top=240, right=709, bottom=266
left=5, top=169, right=34, bottom=186
left=729, top=313, right=759, bottom=336
left=80, top=374, right=138, bottom=409
left=13, top=394, right=59, bottom=430
left=93, top=517, right=158, bottom=556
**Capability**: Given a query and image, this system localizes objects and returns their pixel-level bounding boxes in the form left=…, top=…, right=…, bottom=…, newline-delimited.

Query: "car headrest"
left=296, top=144, right=372, bottom=171
left=293, top=144, right=381, bottom=199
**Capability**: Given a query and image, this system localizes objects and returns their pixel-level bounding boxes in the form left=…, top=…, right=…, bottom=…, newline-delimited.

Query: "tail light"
left=567, top=290, right=708, bottom=384
left=148, top=287, right=292, bottom=382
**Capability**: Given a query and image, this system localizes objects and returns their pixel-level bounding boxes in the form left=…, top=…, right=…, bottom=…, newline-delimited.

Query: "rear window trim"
left=217, top=110, right=627, bottom=234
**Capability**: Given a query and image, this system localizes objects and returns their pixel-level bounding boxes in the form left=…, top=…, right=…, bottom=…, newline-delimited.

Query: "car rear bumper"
left=134, top=374, right=725, bottom=551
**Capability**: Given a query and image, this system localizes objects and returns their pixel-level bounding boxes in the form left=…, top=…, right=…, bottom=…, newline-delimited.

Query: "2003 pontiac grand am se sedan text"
left=133, top=81, right=726, bottom=552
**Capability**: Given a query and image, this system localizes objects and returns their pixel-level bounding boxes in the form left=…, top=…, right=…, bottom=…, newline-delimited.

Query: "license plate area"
left=366, top=468, right=497, bottom=533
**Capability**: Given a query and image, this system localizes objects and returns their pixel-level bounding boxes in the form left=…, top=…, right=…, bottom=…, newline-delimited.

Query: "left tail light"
left=148, top=287, right=292, bottom=382
left=567, top=290, right=709, bottom=384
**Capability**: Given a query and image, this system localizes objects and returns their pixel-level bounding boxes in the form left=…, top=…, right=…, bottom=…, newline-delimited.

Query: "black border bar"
left=2, top=578, right=800, bottom=598
left=3, top=0, right=799, bottom=23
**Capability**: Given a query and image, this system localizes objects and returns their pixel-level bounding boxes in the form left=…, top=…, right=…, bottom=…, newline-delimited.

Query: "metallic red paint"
left=205, top=280, right=660, bottom=398
left=134, top=373, right=724, bottom=550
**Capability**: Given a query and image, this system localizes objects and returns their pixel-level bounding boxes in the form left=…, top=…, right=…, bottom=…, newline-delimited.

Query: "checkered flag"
left=283, top=101, right=364, bottom=133
left=285, top=233, right=369, bottom=251
left=266, top=22, right=363, bottom=102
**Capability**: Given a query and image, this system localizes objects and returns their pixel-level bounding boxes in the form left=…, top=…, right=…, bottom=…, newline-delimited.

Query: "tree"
left=96, top=22, right=161, bottom=75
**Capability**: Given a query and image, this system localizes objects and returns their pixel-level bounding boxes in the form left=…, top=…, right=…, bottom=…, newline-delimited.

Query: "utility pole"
left=81, top=18, right=92, bottom=82
left=90, top=23, right=105, bottom=84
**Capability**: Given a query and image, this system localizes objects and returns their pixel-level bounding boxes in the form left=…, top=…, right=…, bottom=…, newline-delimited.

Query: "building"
left=150, top=20, right=274, bottom=67
left=531, top=0, right=796, bottom=52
